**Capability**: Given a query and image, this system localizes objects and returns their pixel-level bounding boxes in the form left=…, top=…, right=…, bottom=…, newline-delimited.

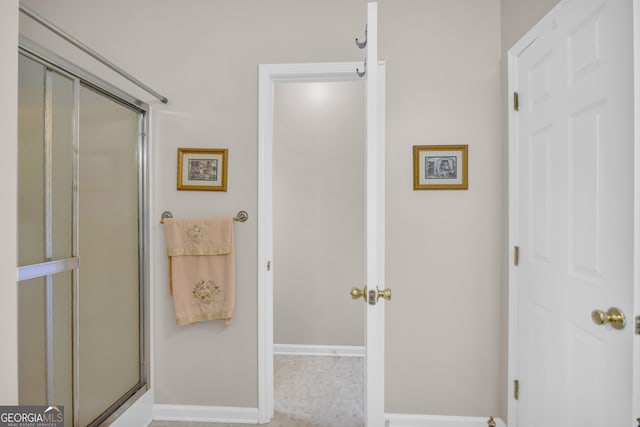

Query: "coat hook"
left=355, top=25, right=367, bottom=49
left=356, top=58, right=367, bottom=78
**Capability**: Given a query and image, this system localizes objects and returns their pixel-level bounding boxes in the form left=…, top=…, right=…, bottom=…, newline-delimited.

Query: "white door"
left=510, top=0, right=635, bottom=426
left=362, top=2, right=387, bottom=427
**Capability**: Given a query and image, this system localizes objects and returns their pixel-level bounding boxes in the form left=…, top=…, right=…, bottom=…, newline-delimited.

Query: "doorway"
left=271, top=80, right=366, bottom=425
left=17, top=47, right=149, bottom=427
left=257, top=59, right=387, bottom=425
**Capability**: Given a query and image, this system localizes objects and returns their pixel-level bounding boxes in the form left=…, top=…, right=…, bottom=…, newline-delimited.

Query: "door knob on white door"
left=351, top=286, right=367, bottom=301
left=591, top=307, right=626, bottom=330
left=377, top=287, right=391, bottom=302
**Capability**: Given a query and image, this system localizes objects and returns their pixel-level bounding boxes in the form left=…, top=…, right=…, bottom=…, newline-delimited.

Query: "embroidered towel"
left=164, top=216, right=235, bottom=325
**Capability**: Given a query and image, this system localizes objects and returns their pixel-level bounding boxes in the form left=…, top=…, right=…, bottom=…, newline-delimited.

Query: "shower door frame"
left=17, top=38, right=150, bottom=427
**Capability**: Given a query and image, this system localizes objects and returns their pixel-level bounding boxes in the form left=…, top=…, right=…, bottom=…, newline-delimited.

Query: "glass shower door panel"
left=78, top=85, right=141, bottom=426
left=18, top=276, right=46, bottom=404
left=52, top=271, right=73, bottom=427
left=18, top=272, right=73, bottom=421
left=51, top=72, right=74, bottom=261
left=18, top=55, right=45, bottom=267
left=18, top=55, right=74, bottom=426
left=18, top=58, right=74, bottom=265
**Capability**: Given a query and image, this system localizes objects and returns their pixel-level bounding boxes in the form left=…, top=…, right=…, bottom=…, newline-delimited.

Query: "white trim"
left=273, top=344, right=365, bottom=357
left=632, top=0, right=640, bottom=423
left=257, top=62, right=274, bottom=424
left=152, top=409, right=505, bottom=427
left=153, top=404, right=259, bottom=424
left=257, top=60, right=385, bottom=424
left=110, top=390, right=153, bottom=427
left=385, top=413, right=506, bottom=427
left=506, top=2, right=567, bottom=426
left=506, top=46, right=520, bottom=427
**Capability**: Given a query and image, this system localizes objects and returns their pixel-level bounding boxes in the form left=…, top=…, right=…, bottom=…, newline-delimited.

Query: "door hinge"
left=513, top=91, right=519, bottom=111
left=514, top=379, right=519, bottom=400
left=514, top=246, right=520, bottom=266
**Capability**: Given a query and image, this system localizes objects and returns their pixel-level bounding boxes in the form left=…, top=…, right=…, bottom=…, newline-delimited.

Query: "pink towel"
left=164, top=216, right=235, bottom=325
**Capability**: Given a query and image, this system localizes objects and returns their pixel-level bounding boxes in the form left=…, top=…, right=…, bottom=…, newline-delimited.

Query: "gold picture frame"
left=177, top=148, right=228, bottom=191
left=413, top=145, right=468, bottom=190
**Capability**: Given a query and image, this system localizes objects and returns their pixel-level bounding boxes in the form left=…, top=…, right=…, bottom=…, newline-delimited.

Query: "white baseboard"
left=152, top=406, right=505, bottom=426
left=153, top=404, right=259, bottom=424
left=273, top=343, right=365, bottom=357
left=386, top=413, right=506, bottom=427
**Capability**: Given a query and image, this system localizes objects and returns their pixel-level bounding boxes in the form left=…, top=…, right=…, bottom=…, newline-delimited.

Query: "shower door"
left=17, top=51, right=148, bottom=427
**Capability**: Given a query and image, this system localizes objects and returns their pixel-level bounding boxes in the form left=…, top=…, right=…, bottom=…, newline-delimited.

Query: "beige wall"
left=501, top=0, right=562, bottom=51
left=380, top=0, right=503, bottom=417
left=0, top=0, right=19, bottom=405
left=273, top=81, right=365, bottom=347
left=13, top=0, right=560, bottom=419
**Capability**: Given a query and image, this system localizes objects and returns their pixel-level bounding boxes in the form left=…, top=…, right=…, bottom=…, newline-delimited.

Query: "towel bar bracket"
left=160, top=210, right=248, bottom=224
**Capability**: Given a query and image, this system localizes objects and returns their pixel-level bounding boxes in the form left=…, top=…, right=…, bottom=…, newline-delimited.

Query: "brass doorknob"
left=591, top=307, right=626, bottom=330
left=377, top=287, right=391, bottom=302
left=351, top=286, right=367, bottom=301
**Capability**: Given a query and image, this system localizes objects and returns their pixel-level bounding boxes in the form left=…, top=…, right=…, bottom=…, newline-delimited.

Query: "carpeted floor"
left=150, top=354, right=364, bottom=427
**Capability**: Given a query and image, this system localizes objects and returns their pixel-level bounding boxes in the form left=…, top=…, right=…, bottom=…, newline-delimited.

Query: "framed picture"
left=413, top=145, right=468, bottom=190
left=177, top=148, right=228, bottom=191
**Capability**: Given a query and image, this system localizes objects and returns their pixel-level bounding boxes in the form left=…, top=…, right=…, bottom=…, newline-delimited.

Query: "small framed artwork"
left=177, top=148, right=228, bottom=191
left=413, top=145, right=468, bottom=190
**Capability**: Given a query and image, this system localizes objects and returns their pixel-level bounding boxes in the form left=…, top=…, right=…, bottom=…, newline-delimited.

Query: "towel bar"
left=160, top=210, right=248, bottom=224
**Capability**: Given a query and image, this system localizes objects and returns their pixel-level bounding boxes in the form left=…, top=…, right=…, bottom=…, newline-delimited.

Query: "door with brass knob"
left=510, top=0, right=636, bottom=424
left=591, top=307, right=626, bottom=330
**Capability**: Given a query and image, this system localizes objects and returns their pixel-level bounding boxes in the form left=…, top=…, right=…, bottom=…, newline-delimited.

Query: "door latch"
left=635, top=316, right=640, bottom=335
left=368, top=289, right=377, bottom=305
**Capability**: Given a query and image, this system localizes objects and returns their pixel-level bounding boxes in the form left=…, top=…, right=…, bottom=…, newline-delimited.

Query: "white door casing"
left=633, top=1, right=640, bottom=422
left=257, top=6, right=385, bottom=423
left=508, top=0, right=636, bottom=426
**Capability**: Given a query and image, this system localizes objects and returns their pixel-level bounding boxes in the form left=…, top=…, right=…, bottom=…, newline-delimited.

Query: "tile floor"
left=150, top=355, right=364, bottom=427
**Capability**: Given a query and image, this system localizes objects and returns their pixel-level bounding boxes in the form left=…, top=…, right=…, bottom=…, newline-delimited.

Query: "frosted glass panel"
left=51, top=73, right=74, bottom=261
left=18, top=55, right=45, bottom=266
left=78, top=85, right=140, bottom=426
left=18, top=272, right=73, bottom=427
left=18, top=276, right=46, bottom=404
left=18, top=58, right=74, bottom=265
left=18, top=55, right=74, bottom=426
left=52, top=272, right=73, bottom=427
